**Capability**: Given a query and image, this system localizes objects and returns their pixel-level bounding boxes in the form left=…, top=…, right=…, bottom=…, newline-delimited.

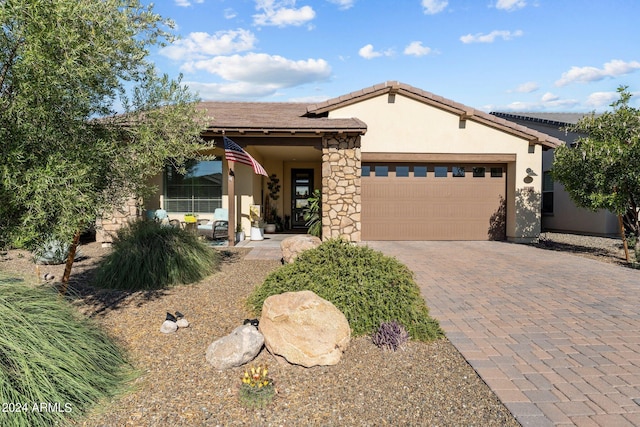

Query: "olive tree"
left=552, top=86, right=640, bottom=260
left=0, top=0, right=210, bottom=284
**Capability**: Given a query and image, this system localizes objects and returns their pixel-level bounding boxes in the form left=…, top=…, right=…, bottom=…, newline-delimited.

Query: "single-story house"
left=97, top=81, right=564, bottom=244
left=491, top=112, right=619, bottom=236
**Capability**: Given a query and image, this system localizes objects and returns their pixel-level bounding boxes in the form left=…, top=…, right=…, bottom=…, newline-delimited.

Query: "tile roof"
left=198, top=101, right=367, bottom=135
left=306, top=81, right=564, bottom=148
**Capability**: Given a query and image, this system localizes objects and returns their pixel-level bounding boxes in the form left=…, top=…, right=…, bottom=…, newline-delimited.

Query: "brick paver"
left=366, top=241, right=640, bottom=427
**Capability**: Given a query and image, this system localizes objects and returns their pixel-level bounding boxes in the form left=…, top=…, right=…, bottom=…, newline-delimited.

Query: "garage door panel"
left=362, top=164, right=506, bottom=240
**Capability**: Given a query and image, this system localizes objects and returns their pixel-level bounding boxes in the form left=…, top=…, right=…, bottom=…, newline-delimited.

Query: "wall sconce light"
left=524, top=168, right=536, bottom=184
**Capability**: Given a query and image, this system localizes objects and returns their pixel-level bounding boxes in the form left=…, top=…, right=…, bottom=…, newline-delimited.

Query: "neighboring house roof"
left=198, top=101, right=367, bottom=136
left=306, top=81, right=563, bottom=149
left=490, top=112, right=598, bottom=127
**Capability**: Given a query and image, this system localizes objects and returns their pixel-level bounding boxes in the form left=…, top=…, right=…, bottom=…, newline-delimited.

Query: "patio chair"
left=196, top=208, right=228, bottom=240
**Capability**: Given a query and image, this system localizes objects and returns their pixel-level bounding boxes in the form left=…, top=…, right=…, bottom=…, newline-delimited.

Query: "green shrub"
left=0, top=276, right=134, bottom=427
left=247, top=239, right=443, bottom=341
left=32, top=239, right=82, bottom=265
left=93, top=220, right=220, bottom=290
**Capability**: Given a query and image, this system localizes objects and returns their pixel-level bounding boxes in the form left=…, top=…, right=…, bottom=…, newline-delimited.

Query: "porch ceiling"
left=250, top=145, right=321, bottom=162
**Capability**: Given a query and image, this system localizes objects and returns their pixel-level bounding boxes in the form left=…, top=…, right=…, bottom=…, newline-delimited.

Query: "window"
left=473, top=167, right=486, bottom=177
left=164, top=159, right=222, bottom=212
left=413, top=166, right=427, bottom=177
left=452, top=166, right=465, bottom=177
left=490, top=167, right=503, bottom=178
left=396, top=166, right=409, bottom=177
left=374, top=165, right=389, bottom=177
left=434, top=166, right=448, bottom=177
left=362, top=165, right=371, bottom=177
left=542, top=171, right=554, bottom=214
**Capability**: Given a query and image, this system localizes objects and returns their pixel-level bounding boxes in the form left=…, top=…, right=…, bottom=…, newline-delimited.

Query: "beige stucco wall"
left=541, top=149, right=618, bottom=235
left=328, top=93, right=544, bottom=242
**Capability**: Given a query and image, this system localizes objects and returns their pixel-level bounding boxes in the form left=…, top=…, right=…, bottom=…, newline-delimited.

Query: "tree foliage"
left=552, top=86, right=640, bottom=237
left=0, top=0, right=210, bottom=249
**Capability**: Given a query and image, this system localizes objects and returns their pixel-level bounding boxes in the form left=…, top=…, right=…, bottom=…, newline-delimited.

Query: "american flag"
left=223, top=136, right=268, bottom=176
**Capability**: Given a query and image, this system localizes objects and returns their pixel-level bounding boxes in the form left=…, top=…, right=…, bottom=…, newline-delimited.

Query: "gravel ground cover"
left=0, top=232, right=630, bottom=426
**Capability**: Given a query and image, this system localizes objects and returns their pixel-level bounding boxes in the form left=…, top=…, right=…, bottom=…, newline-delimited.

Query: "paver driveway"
left=366, top=241, right=640, bottom=427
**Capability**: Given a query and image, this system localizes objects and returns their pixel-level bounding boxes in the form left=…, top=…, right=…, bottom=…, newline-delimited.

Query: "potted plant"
left=265, top=174, right=280, bottom=233
left=235, top=224, right=245, bottom=243
left=249, top=205, right=263, bottom=241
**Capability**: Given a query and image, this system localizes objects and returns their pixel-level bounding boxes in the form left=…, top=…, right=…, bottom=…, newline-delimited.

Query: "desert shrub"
left=0, top=276, right=134, bottom=427
left=32, top=239, right=82, bottom=265
left=93, top=220, right=220, bottom=290
left=247, top=239, right=443, bottom=341
left=372, top=320, right=410, bottom=351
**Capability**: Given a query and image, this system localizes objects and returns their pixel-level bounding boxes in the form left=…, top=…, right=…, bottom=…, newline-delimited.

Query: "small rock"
left=166, top=312, right=177, bottom=322
left=205, top=324, right=264, bottom=370
left=177, top=318, right=190, bottom=328
left=280, top=235, right=321, bottom=264
left=160, top=320, right=178, bottom=334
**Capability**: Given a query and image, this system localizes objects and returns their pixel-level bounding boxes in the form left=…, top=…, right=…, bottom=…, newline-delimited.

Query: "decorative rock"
left=160, top=320, right=178, bottom=334
left=280, top=235, right=321, bottom=264
left=259, top=290, right=350, bottom=367
left=176, top=318, right=190, bottom=328
left=205, top=324, right=264, bottom=370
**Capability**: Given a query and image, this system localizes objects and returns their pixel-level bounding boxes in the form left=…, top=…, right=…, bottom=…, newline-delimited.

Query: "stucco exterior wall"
left=328, top=93, right=543, bottom=241
left=511, top=119, right=619, bottom=236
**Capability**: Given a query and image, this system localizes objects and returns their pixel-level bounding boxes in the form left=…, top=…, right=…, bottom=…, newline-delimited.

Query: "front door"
left=291, top=169, right=314, bottom=228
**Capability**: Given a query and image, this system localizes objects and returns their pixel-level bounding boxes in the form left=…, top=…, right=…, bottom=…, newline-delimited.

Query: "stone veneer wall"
left=95, top=197, right=141, bottom=245
left=321, top=135, right=361, bottom=242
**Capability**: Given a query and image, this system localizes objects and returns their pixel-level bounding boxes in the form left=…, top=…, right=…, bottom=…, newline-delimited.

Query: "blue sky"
left=147, top=0, right=640, bottom=112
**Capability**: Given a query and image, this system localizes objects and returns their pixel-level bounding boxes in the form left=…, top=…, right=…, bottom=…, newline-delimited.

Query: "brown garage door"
left=361, top=163, right=506, bottom=240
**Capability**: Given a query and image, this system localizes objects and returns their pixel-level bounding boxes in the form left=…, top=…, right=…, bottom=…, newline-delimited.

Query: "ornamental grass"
left=93, top=219, right=220, bottom=290
left=0, top=275, right=134, bottom=427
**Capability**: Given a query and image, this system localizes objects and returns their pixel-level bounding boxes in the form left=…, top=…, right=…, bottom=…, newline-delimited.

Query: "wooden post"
left=227, top=165, right=235, bottom=247
left=60, top=229, right=81, bottom=295
left=619, top=214, right=630, bottom=262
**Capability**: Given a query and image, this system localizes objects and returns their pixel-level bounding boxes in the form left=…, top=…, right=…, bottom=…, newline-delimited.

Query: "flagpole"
left=228, top=163, right=235, bottom=247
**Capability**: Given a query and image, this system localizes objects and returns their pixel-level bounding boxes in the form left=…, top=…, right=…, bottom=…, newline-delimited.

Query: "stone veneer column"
left=95, top=197, right=141, bottom=245
left=321, top=135, right=361, bottom=242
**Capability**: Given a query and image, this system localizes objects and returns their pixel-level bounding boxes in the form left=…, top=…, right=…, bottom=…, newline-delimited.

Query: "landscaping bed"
left=1, top=243, right=518, bottom=426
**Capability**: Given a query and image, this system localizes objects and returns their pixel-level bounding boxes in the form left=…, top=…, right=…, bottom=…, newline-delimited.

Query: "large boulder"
left=205, top=324, right=264, bottom=370
left=259, top=290, right=350, bottom=367
left=280, top=235, right=321, bottom=264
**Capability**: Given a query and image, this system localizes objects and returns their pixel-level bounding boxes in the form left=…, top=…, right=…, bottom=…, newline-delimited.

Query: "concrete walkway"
left=366, top=241, right=640, bottom=427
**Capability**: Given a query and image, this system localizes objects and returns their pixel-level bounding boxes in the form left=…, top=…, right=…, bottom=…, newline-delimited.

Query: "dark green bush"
left=0, top=276, right=134, bottom=427
left=93, top=220, right=220, bottom=290
left=247, top=239, right=443, bottom=341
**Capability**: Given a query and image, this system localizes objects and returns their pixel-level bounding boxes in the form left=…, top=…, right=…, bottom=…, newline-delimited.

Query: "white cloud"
left=253, top=0, right=316, bottom=27
left=184, top=81, right=282, bottom=100
left=181, top=53, right=331, bottom=88
left=422, top=0, right=448, bottom=15
left=540, top=92, right=558, bottom=102
left=495, top=0, right=526, bottom=11
left=555, top=59, right=640, bottom=86
left=160, top=29, right=256, bottom=61
left=585, top=91, right=619, bottom=108
left=358, top=44, right=393, bottom=59
left=403, top=41, right=432, bottom=57
left=460, top=29, right=523, bottom=44
left=358, top=44, right=380, bottom=59
left=224, top=8, right=237, bottom=19
left=326, top=0, right=355, bottom=10
left=511, top=81, right=539, bottom=93
left=175, top=0, right=204, bottom=6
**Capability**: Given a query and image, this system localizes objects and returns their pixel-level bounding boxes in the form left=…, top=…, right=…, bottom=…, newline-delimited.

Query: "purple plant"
left=372, top=320, right=410, bottom=351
